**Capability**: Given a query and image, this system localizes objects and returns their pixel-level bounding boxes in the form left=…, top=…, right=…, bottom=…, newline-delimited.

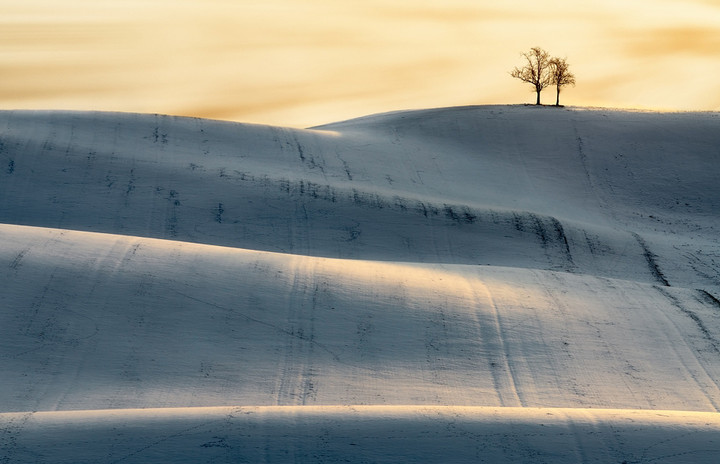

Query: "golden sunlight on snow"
left=1, top=0, right=719, bottom=127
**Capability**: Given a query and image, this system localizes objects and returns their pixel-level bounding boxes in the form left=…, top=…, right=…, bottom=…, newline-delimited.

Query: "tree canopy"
left=510, top=47, right=575, bottom=106
left=549, top=57, right=576, bottom=106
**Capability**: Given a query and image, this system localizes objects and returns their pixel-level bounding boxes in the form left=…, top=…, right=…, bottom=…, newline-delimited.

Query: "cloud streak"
left=621, top=26, right=720, bottom=57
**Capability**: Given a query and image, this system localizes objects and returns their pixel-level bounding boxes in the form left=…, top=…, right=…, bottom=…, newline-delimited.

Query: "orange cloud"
left=621, top=26, right=720, bottom=57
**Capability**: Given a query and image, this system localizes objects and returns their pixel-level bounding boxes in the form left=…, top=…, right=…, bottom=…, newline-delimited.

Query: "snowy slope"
left=1, top=105, right=719, bottom=462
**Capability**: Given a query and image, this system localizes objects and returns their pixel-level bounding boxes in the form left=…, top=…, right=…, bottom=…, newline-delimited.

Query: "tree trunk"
left=556, top=86, right=560, bottom=106
left=536, top=90, right=541, bottom=105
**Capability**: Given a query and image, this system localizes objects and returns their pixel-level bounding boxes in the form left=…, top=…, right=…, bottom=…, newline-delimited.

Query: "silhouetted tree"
left=549, top=57, right=576, bottom=106
left=510, top=47, right=553, bottom=105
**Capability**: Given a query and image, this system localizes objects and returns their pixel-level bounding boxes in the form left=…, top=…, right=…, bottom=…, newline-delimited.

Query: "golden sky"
left=1, top=0, right=719, bottom=127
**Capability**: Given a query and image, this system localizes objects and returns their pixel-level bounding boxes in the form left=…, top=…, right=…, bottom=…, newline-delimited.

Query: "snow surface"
left=1, top=105, right=719, bottom=462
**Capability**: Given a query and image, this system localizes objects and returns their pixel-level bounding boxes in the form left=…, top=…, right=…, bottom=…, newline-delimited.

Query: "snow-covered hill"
left=1, top=105, right=719, bottom=462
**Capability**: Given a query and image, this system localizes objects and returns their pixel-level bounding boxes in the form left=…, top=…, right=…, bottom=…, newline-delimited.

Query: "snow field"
left=1, top=105, right=719, bottom=462
left=2, top=406, right=720, bottom=463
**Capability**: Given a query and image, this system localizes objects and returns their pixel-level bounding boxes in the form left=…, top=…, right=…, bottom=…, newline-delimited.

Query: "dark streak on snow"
left=530, top=214, right=548, bottom=247
left=166, top=190, right=181, bottom=237
left=125, top=169, right=136, bottom=197
left=633, top=233, right=670, bottom=287
left=333, top=151, right=353, bottom=180
left=295, top=137, right=325, bottom=175
left=656, top=286, right=720, bottom=356
left=416, top=202, right=438, bottom=218
left=697, top=289, right=720, bottom=311
left=342, top=159, right=353, bottom=181
left=8, top=249, right=28, bottom=270
left=152, top=126, right=168, bottom=144
left=550, top=217, right=574, bottom=265
left=344, top=222, right=361, bottom=242
left=296, top=141, right=306, bottom=162
left=443, top=205, right=476, bottom=224
left=215, top=203, right=224, bottom=224
left=1, top=133, right=14, bottom=174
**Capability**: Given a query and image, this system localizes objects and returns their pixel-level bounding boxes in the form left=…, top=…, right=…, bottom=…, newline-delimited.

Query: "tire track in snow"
left=274, top=262, right=321, bottom=406
left=466, top=277, right=525, bottom=407
left=169, top=285, right=344, bottom=409
left=572, top=131, right=613, bottom=218
left=535, top=272, right=648, bottom=409
left=651, top=285, right=720, bottom=411
left=656, top=287, right=720, bottom=356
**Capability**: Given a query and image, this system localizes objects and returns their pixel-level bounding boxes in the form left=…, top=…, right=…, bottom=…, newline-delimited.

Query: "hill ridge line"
left=4, top=404, right=720, bottom=419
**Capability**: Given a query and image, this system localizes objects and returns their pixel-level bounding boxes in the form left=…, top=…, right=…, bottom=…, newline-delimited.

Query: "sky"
left=1, top=0, right=719, bottom=128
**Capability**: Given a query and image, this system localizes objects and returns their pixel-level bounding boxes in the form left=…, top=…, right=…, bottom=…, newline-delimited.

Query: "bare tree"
left=510, top=47, right=553, bottom=105
left=549, top=57, right=576, bottom=106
